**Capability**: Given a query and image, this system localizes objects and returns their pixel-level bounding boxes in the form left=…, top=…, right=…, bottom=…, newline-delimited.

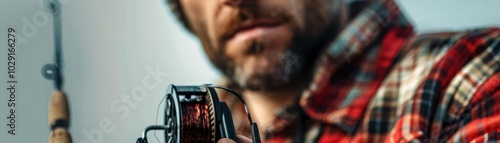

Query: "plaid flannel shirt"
left=218, top=0, right=500, bottom=142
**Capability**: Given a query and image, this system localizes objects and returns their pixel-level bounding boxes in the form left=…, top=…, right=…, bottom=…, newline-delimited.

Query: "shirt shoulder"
left=374, top=27, right=500, bottom=142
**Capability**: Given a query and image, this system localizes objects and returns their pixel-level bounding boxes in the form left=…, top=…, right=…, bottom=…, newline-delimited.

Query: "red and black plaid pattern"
left=218, top=0, right=500, bottom=142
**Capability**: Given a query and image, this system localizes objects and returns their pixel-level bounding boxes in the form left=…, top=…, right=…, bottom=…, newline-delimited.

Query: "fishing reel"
left=136, top=84, right=261, bottom=143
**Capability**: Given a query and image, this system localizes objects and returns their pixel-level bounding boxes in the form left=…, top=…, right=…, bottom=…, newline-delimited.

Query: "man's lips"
left=223, top=19, right=284, bottom=41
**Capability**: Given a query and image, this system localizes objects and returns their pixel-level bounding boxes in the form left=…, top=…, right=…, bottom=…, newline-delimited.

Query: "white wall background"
left=0, top=0, right=499, bottom=142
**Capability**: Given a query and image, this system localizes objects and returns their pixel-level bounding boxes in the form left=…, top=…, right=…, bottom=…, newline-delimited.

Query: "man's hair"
left=167, top=0, right=193, bottom=32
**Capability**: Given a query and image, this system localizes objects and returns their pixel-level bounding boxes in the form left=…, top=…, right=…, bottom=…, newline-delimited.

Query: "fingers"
left=218, top=135, right=253, bottom=143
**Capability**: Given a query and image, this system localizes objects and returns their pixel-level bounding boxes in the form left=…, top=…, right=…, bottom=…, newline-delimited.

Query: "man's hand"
left=218, top=135, right=253, bottom=143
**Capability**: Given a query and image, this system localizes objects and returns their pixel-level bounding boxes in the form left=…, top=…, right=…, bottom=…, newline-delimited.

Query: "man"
left=168, top=0, right=500, bottom=142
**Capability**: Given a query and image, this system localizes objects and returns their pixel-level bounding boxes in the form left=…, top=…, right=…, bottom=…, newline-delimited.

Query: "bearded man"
left=167, top=0, right=500, bottom=142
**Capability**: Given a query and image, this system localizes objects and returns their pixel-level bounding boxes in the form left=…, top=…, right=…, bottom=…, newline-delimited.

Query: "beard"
left=209, top=0, right=344, bottom=91
left=227, top=40, right=314, bottom=91
left=220, top=29, right=328, bottom=91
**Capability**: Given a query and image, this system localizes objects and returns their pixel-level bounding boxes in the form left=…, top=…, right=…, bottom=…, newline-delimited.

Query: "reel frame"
left=137, top=84, right=261, bottom=143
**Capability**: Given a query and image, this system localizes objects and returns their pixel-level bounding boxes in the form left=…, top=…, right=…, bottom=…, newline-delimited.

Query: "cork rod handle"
left=48, top=90, right=72, bottom=143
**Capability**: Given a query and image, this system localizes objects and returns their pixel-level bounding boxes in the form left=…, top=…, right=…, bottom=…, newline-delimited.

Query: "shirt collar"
left=219, top=0, right=415, bottom=137
left=299, top=0, right=414, bottom=134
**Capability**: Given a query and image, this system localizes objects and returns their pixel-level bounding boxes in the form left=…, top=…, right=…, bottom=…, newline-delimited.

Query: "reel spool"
left=137, top=84, right=261, bottom=143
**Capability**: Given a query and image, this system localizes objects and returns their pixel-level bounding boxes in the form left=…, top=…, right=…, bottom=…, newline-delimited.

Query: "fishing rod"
left=42, top=0, right=72, bottom=142
left=39, top=1, right=262, bottom=143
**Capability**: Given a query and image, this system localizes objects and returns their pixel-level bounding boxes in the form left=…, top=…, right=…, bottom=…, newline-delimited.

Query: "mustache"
left=215, top=3, right=293, bottom=41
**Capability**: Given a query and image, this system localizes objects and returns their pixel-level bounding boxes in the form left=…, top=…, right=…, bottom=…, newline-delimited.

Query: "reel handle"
left=219, top=102, right=237, bottom=140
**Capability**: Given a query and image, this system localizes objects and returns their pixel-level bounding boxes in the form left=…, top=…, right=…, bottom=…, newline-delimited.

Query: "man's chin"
left=235, top=76, right=291, bottom=91
left=230, top=49, right=307, bottom=91
left=232, top=68, right=298, bottom=91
